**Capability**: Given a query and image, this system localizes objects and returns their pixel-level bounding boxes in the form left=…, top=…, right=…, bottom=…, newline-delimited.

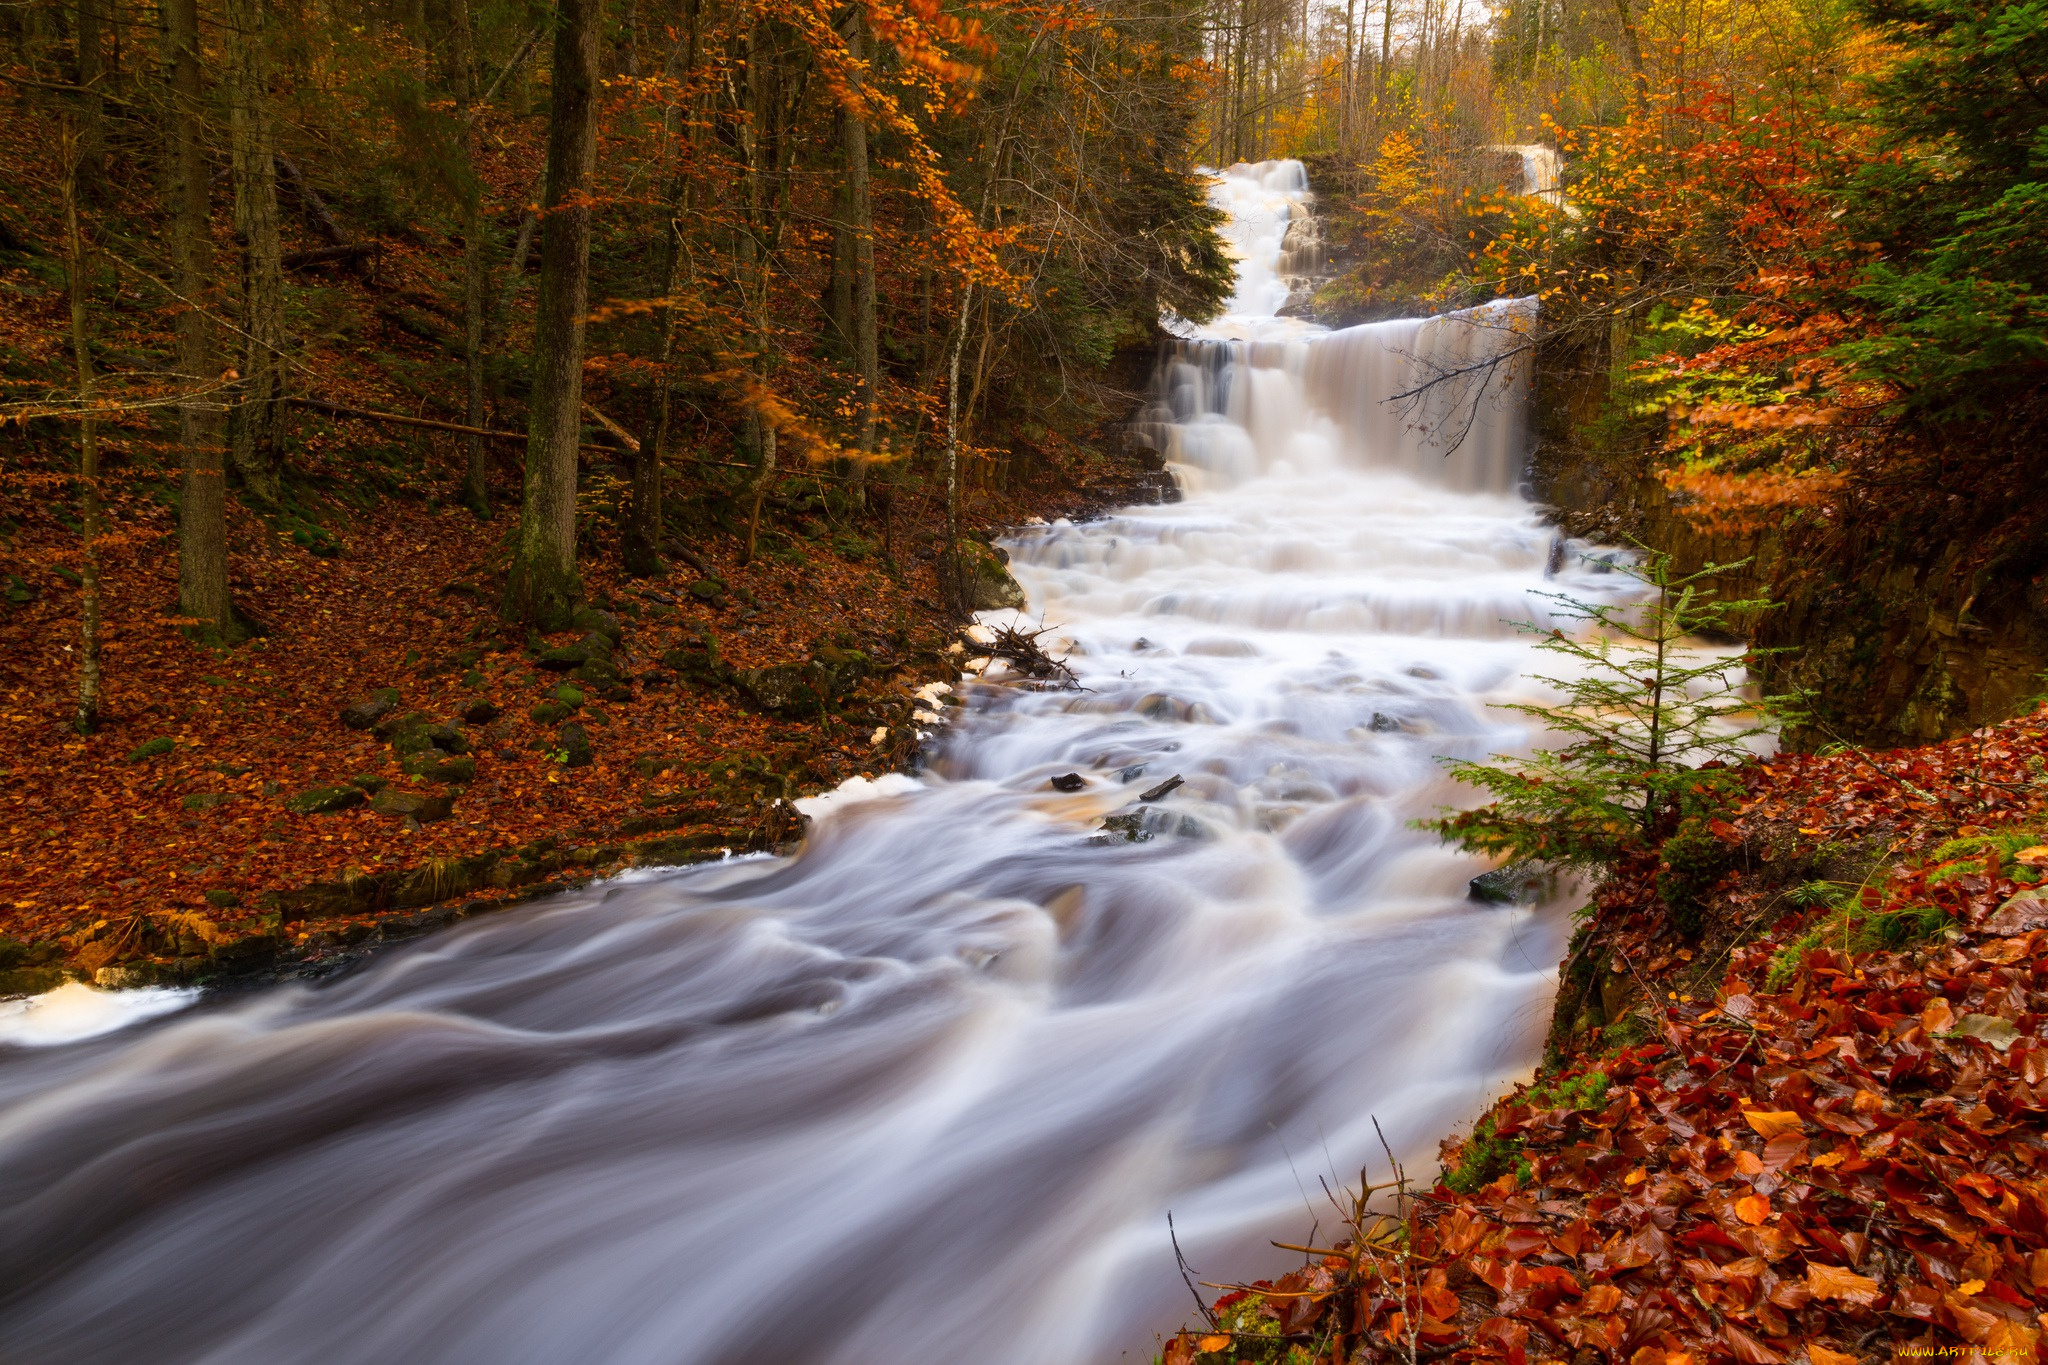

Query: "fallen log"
left=282, top=243, right=377, bottom=272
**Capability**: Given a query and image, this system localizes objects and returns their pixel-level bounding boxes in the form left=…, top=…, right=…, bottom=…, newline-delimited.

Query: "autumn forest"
left=2, top=0, right=2047, bottom=1355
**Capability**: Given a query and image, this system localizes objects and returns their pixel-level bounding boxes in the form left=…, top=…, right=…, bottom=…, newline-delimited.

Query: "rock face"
left=936, top=544, right=1027, bottom=612
left=339, top=688, right=401, bottom=730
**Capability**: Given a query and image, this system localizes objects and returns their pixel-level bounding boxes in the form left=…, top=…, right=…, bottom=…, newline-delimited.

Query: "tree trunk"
left=1341, top=0, right=1357, bottom=149
left=943, top=278, right=972, bottom=568
left=735, top=17, right=778, bottom=565
left=63, top=123, right=103, bottom=734
left=451, top=0, right=489, bottom=515
left=164, top=0, right=237, bottom=641
left=503, top=0, right=599, bottom=629
left=227, top=0, right=285, bottom=505
left=1608, top=0, right=1648, bottom=102
left=1378, top=0, right=1394, bottom=110
left=845, top=11, right=877, bottom=464
left=74, top=0, right=105, bottom=193
left=625, top=215, right=677, bottom=577
left=623, top=6, right=701, bottom=577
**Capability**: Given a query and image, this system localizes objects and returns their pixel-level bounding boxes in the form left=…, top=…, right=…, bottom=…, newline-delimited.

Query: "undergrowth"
left=1764, top=827, right=2046, bottom=988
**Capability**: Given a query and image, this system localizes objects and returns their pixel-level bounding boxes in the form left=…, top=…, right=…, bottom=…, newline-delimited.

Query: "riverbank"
left=0, top=441, right=1171, bottom=996
left=1162, top=705, right=2048, bottom=1364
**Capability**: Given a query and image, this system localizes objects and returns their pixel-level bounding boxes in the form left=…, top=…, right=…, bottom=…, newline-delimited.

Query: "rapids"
left=0, top=160, right=1634, bottom=1364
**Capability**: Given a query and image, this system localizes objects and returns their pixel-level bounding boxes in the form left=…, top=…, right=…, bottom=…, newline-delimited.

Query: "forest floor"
left=0, top=446, right=1162, bottom=992
left=1164, top=710, right=2048, bottom=1365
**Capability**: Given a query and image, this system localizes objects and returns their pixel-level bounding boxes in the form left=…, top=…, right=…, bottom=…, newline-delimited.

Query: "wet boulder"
left=1469, top=862, right=1552, bottom=906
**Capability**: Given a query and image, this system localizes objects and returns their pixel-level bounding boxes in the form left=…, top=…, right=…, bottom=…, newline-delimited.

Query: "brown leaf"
left=1720, top=1321, right=1787, bottom=1365
left=1742, top=1109, right=1804, bottom=1140
left=1806, top=1346, right=1859, bottom=1365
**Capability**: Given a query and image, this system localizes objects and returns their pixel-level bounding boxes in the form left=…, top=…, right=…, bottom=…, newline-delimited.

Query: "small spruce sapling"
left=1427, top=550, right=1792, bottom=873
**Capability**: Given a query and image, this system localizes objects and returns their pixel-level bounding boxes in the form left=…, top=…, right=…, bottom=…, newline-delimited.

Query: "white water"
left=0, top=160, right=1630, bottom=1364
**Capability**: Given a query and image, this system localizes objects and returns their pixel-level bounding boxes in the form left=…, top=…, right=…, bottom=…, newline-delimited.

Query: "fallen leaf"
left=1923, top=998, right=1956, bottom=1034
left=1947, top=1013, right=2020, bottom=1052
left=1986, top=891, right=2048, bottom=935
left=1805, top=1263, right=1883, bottom=1307
left=1721, top=1320, right=1786, bottom=1364
left=1743, top=1109, right=1804, bottom=1139
left=1806, top=1346, right=1859, bottom=1365
left=1196, top=1334, right=1230, bottom=1352
left=1736, top=1194, right=1772, bottom=1225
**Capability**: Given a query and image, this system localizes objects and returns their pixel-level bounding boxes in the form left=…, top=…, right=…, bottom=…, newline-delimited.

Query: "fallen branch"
left=581, top=402, right=641, bottom=452
left=282, top=243, right=377, bottom=272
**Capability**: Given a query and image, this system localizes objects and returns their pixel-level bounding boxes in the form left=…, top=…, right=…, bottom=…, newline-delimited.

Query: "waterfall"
left=0, top=160, right=1628, bottom=1365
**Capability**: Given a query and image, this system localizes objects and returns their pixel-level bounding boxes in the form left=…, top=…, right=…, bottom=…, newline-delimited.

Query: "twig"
left=1168, top=1211, right=1217, bottom=1329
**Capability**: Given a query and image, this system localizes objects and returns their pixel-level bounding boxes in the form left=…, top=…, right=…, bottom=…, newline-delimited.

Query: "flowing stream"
left=0, top=160, right=1635, bottom=1364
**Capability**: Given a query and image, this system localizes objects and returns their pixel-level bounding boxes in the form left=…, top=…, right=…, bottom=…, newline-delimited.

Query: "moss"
left=1766, top=898, right=1952, bottom=989
left=1443, top=1069, right=1609, bottom=1193
left=126, top=736, right=176, bottom=762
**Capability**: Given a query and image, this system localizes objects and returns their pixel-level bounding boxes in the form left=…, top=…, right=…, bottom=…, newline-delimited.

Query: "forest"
left=1, top=0, right=2047, bottom=1355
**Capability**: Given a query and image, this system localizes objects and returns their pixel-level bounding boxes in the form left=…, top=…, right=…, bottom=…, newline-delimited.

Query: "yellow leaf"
left=2015, top=845, right=2048, bottom=867
left=1735, top=1194, right=1771, bottom=1225
left=1807, top=1347, right=1859, bottom=1365
left=1197, top=1335, right=1231, bottom=1353
left=1733, top=1150, right=1765, bottom=1176
left=1624, top=1167, right=1647, bottom=1186
left=1957, top=1279, right=1985, bottom=1296
left=1810, top=1149, right=1847, bottom=1169
left=1805, top=1263, right=1883, bottom=1306
left=1742, top=1109, right=1804, bottom=1139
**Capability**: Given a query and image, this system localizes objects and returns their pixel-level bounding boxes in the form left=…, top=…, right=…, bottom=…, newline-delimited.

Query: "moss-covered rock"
left=370, top=788, right=457, bottom=822
left=284, top=784, right=365, bottom=814
left=339, top=688, right=401, bottom=730
left=126, top=736, right=175, bottom=763
left=557, top=721, right=594, bottom=767
left=936, top=543, right=1027, bottom=612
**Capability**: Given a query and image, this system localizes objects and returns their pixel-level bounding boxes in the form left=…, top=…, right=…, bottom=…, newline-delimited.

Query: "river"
left=0, top=159, right=1633, bottom=1364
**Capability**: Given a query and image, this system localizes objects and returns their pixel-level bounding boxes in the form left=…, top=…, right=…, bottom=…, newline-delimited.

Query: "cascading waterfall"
left=0, top=160, right=1632, bottom=1365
